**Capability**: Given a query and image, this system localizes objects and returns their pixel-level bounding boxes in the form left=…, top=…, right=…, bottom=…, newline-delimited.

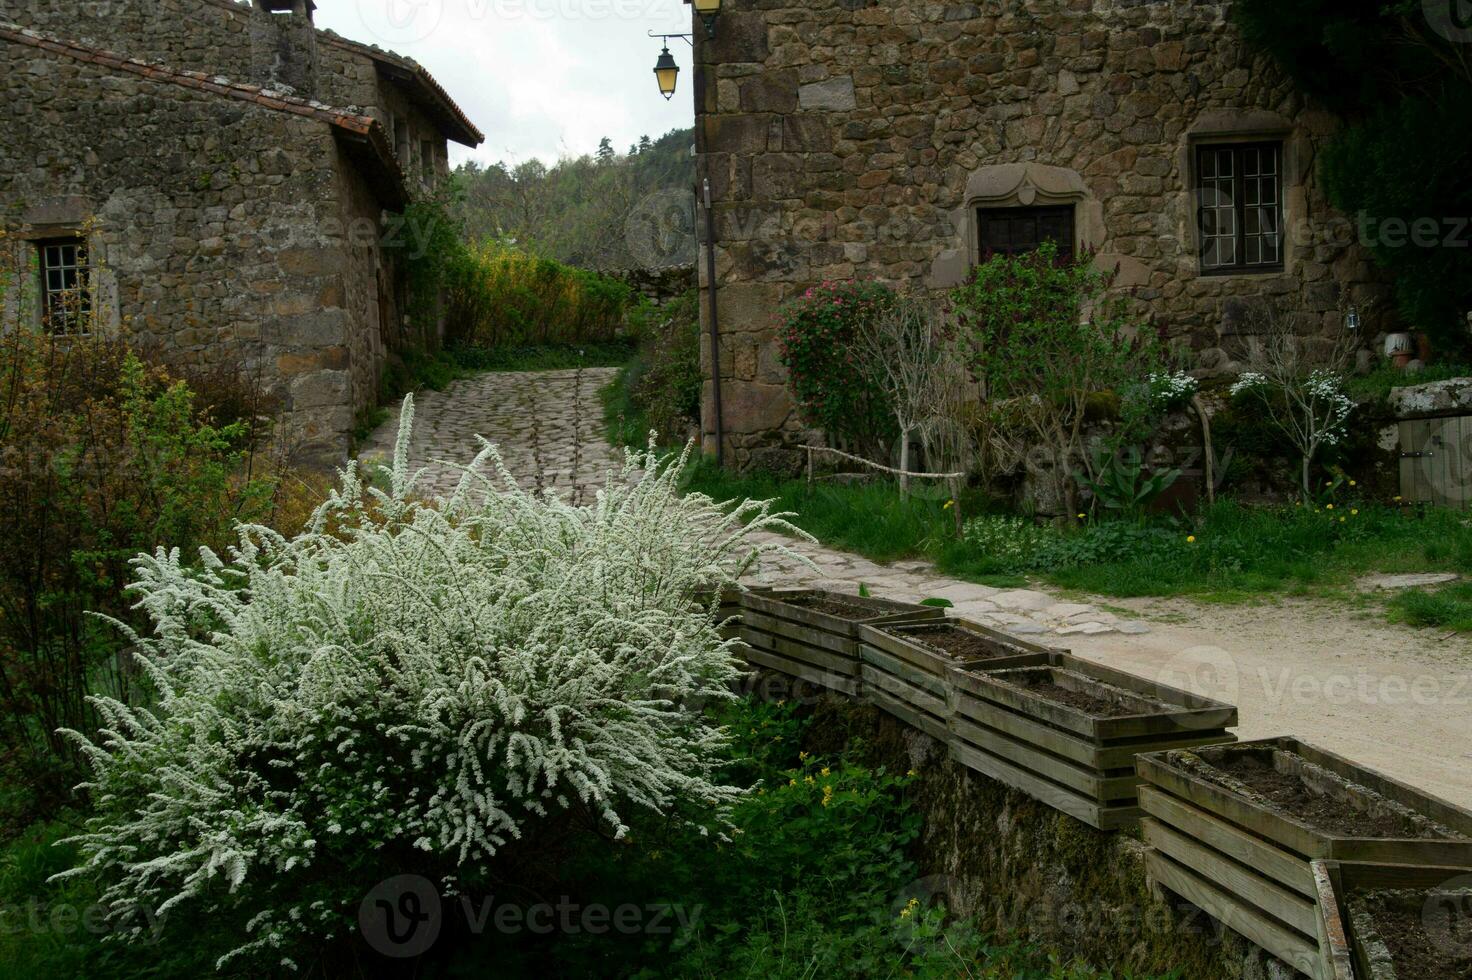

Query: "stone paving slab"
left=362, top=368, right=1145, bottom=638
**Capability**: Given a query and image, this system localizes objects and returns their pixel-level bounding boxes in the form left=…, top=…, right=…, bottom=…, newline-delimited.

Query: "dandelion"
left=1326, top=504, right=1334, bottom=511
left=820, top=767, right=830, bottom=777
left=1351, top=509, right=1359, bottom=516
left=1078, top=513, right=1086, bottom=520
left=1349, top=480, right=1357, bottom=487
left=1186, top=535, right=1196, bottom=544
left=798, top=751, right=808, bottom=761
left=943, top=500, right=954, bottom=510
left=906, top=769, right=916, bottom=777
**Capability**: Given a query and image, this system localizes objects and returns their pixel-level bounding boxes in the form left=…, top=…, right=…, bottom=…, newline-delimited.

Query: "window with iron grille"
left=977, top=205, right=1076, bottom=260
left=37, top=238, right=91, bottom=334
left=1196, top=142, right=1284, bottom=275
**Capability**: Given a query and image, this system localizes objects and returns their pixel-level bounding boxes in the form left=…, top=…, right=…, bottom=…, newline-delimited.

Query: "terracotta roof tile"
left=0, top=22, right=408, bottom=208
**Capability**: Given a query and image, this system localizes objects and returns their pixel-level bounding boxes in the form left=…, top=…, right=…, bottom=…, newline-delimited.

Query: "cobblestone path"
left=360, top=368, right=622, bottom=505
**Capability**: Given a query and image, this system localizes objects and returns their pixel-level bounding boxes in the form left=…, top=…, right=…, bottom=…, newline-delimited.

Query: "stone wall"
left=796, top=691, right=1298, bottom=979
left=692, top=0, right=1391, bottom=469
left=0, top=39, right=389, bottom=460
left=607, top=264, right=697, bottom=307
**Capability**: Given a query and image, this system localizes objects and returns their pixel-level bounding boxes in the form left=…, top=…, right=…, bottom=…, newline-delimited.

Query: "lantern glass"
left=654, top=47, right=679, bottom=100
left=691, top=0, right=721, bottom=13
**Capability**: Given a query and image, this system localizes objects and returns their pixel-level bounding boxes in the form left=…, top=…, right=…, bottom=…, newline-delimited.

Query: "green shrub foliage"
left=1234, top=0, right=1472, bottom=350
left=776, top=280, right=898, bottom=453
left=627, top=289, right=702, bottom=443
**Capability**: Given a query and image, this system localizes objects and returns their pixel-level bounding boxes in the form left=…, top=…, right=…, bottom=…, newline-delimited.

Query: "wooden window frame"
left=976, top=205, right=1077, bottom=261
left=1196, top=141, right=1284, bottom=276
left=36, top=236, right=91, bottom=335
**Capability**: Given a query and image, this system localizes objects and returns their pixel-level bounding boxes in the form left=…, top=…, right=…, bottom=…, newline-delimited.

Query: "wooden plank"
left=859, top=644, right=950, bottom=698
left=739, top=626, right=855, bottom=676
left=1138, top=786, right=1314, bottom=896
left=1147, top=848, right=1323, bottom=977
left=1288, top=738, right=1472, bottom=842
left=866, top=685, right=948, bottom=741
left=740, top=646, right=858, bottom=696
left=1311, top=861, right=1354, bottom=980
left=739, top=608, right=853, bottom=657
left=859, top=663, right=947, bottom=721
left=1144, top=817, right=1319, bottom=939
left=949, top=739, right=1110, bottom=829
left=1136, top=752, right=1328, bottom=859
left=951, top=715, right=1139, bottom=802
left=952, top=688, right=1109, bottom=769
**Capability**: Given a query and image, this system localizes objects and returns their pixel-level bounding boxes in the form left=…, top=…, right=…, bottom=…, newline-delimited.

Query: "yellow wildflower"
left=906, top=769, right=916, bottom=777
left=1351, top=509, right=1359, bottom=516
left=804, top=775, right=815, bottom=786
left=1326, top=504, right=1334, bottom=511
left=1339, top=517, right=1346, bottom=523
left=1394, top=495, right=1403, bottom=503
left=820, top=767, right=830, bottom=776
left=1349, top=480, right=1357, bottom=487
left=799, top=751, right=808, bottom=761
left=943, top=499, right=954, bottom=510
left=900, top=897, right=920, bottom=919
left=1186, top=535, right=1196, bottom=544
left=1078, top=513, right=1086, bottom=520
left=821, top=785, right=834, bottom=807
left=788, top=779, right=796, bottom=787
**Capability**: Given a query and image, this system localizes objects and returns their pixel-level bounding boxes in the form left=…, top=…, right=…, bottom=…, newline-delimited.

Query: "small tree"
left=1229, top=304, right=1358, bottom=498
left=951, top=245, right=1160, bottom=519
left=850, top=297, right=963, bottom=497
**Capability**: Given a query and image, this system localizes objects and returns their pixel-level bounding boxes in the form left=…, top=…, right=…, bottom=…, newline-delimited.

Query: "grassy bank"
left=654, top=442, right=1472, bottom=628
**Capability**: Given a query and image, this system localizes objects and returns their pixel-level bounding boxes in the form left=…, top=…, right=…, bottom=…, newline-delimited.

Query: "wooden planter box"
left=856, top=618, right=1063, bottom=741
left=735, top=589, right=943, bottom=696
left=948, top=661, right=1238, bottom=832
left=1313, top=859, right=1472, bottom=980
left=1137, top=738, right=1472, bottom=978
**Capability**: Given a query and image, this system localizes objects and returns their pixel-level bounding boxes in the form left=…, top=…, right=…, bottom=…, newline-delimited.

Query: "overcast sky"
left=316, top=1, right=697, bottom=167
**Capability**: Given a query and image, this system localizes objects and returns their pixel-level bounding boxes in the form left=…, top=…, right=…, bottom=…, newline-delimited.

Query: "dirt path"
left=367, top=368, right=1472, bottom=810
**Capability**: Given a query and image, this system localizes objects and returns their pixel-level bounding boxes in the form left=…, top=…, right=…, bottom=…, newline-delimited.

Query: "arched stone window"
left=929, top=163, right=1104, bottom=287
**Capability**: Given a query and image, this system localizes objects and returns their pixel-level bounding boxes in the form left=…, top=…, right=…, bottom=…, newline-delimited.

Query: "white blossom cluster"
left=1228, top=371, right=1268, bottom=397
left=52, top=397, right=805, bottom=970
left=1145, top=370, right=1199, bottom=411
left=1303, top=369, right=1355, bottom=446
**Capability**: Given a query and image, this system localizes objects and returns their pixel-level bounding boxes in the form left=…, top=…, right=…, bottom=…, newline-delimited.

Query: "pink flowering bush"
left=775, top=280, right=897, bottom=452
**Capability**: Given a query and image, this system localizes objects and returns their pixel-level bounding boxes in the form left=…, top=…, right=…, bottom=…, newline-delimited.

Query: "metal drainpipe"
left=703, top=175, right=724, bottom=466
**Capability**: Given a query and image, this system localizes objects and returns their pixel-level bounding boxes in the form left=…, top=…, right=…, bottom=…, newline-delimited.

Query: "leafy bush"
left=627, top=289, right=702, bottom=443
left=1234, top=0, right=1472, bottom=352
left=56, top=399, right=802, bottom=970
left=0, top=329, right=286, bottom=824
left=446, top=240, right=636, bottom=349
left=960, top=516, right=1060, bottom=574
left=776, top=280, right=898, bottom=454
left=951, top=244, right=1160, bottom=518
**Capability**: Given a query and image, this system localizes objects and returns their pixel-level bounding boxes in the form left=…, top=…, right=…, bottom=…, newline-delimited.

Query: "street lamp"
left=649, top=32, right=692, bottom=101
left=653, top=44, right=680, bottom=100
left=691, top=0, right=722, bottom=39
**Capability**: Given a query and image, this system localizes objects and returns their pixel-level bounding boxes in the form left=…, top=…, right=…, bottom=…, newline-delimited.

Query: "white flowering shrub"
left=52, top=397, right=805, bottom=970
left=1230, top=365, right=1356, bottom=495
left=1144, top=370, right=1199, bottom=411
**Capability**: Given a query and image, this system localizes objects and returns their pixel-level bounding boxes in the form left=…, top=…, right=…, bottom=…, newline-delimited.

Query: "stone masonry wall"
left=693, top=0, right=1391, bottom=469
left=0, top=39, right=387, bottom=459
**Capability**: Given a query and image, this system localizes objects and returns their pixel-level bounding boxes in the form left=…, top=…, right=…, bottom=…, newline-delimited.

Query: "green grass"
left=1346, top=362, right=1472, bottom=404
left=675, top=454, right=1472, bottom=628
left=1388, top=580, right=1472, bottom=631
left=447, top=339, right=635, bottom=373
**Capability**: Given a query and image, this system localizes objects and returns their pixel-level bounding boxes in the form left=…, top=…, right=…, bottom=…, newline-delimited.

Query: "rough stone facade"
left=691, top=0, right=1390, bottom=469
left=0, top=1, right=481, bottom=461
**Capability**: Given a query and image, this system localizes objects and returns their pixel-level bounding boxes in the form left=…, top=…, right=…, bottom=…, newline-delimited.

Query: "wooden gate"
left=1399, top=416, right=1472, bottom=508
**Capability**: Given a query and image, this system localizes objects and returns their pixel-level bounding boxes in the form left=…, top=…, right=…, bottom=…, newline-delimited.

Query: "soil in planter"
left=1351, top=888, right=1472, bottom=979
left=1008, top=672, right=1140, bottom=718
left=782, top=595, right=877, bottom=619
left=897, top=625, right=1019, bottom=662
left=1209, top=752, right=1450, bottom=840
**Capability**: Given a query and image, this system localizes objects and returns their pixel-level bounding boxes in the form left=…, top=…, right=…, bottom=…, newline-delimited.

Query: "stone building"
left=0, top=0, right=482, bottom=459
left=691, top=0, right=1388, bottom=470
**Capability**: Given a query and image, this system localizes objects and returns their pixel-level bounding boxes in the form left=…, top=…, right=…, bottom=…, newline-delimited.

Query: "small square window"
left=977, top=205, right=1076, bottom=261
left=37, top=237, right=91, bottom=334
